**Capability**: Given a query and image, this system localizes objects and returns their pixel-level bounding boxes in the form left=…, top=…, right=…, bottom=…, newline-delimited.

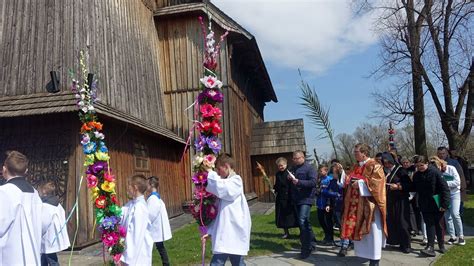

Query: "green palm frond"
left=298, top=71, right=338, bottom=159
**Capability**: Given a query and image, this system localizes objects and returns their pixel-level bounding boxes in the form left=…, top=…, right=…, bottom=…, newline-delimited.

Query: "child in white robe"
left=202, top=154, right=251, bottom=266
left=146, top=176, right=172, bottom=266
left=121, top=174, right=153, bottom=265
left=0, top=151, right=43, bottom=265
left=38, top=181, right=70, bottom=266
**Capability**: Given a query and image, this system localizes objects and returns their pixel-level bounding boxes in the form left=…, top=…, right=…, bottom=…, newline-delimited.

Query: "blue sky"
left=264, top=45, right=384, bottom=158
left=212, top=0, right=388, bottom=158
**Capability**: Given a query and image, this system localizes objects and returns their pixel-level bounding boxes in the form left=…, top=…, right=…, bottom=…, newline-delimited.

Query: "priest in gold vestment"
left=341, top=143, right=387, bottom=266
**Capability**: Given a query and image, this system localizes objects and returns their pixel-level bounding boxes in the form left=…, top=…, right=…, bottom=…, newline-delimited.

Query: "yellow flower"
left=101, top=181, right=115, bottom=193
left=91, top=187, right=100, bottom=200
left=84, top=154, right=95, bottom=166
left=95, top=151, right=110, bottom=161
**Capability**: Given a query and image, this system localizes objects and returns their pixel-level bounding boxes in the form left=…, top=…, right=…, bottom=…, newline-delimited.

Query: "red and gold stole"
left=341, top=164, right=366, bottom=239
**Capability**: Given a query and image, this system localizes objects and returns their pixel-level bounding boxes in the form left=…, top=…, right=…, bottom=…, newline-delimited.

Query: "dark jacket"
left=274, top=170, right=292, bottom=202
left=406, top=165, right=450, bottom=212
left=290, top=163, right=317, bottom=206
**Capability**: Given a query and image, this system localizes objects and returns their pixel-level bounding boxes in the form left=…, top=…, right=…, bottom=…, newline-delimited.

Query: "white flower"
left=81, top=107, right=88, bottom=113
left=193, top=153, right=204, bottom=166
left=94, top=131, right=104, bottom=139
left=88, top=105, right=95, bottom=111
left=200, top=75, right=222, bottom=89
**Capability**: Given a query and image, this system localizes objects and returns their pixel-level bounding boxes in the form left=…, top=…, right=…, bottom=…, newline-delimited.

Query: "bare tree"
left=353, top=122, right=389, bottom=155
left=362, top=0, right=473, bottom=155
left=335, top=133, right=357, bottom=164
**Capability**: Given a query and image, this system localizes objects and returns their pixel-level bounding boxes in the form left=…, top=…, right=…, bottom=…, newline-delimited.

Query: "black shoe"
left=447, top=238, right=456, bottom=245
left=401, top=247, right=413, bottom=254
left=421, top=246, right=436, bottom=257
left=299, top=252, right=311, bottom=259
left=320, top=240, right=334, bottom=246
left=369, top=260, right=379, bottom=266
left=337, top=247, right=347, bottom=257
left=347, top=242, right=354, bottom=251
left=439, top=245, right=446, bottom=254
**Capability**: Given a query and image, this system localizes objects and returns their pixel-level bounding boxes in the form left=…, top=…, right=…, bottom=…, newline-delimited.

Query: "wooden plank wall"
left=72, top=115, right=190, bottom=246
left=157, top=15, right=265, bottom=195
left=0, top=113, right=189, bottom=246
left=223, top=86, right=260, bottom=194
left=251, top=153, right=293, bottom=202
left=0, top=0, right=166, bottom=128
left=156, top=16, right=229, bottom=138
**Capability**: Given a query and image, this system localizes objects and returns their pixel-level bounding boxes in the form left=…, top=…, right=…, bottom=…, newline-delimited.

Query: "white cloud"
left=212, top=0, right=380, bottom=74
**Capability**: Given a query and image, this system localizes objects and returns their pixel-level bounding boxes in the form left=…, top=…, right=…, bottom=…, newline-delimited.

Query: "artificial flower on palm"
left=71, top=51, right=125, bottom=263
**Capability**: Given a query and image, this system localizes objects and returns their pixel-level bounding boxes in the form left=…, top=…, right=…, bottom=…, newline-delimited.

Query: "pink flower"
left=211, top=121, right=222, bottom=135
left=86, top=174, right=98, bottom=188
left=102, top=232, right=119, bottom=247
left=197, top=120, right=211, bottom=132
left=203, top=154, right=216, bottom=168
left=206, top=204, right=218, bottom=219
left=200, top=104, right=222, bottom=120
left=213, top=107, right=222, bottom=120
left=118, top=225, right=127, bottom=238
left=104, top=172, right=115, bottom=182
left=113, top=253, right=122, bottom=263
left=200, top=104, right=215, bottom=118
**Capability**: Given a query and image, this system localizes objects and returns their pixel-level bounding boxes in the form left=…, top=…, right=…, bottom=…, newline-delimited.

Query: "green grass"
left=434, top=190, right=474, bottom=266
left=434, top=239, right=474, bottom=265
left=463, top=192, right=474, bottom=227
left=152, top=209, right=324, bottom=265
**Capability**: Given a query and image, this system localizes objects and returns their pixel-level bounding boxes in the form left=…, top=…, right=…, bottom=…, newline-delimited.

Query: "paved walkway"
left=59, top=201, right=473, bottom=265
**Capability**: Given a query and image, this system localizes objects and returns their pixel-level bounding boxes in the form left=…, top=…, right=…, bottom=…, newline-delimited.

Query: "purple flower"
left=198, top=89, right=223, bottom=103
left=208, top=89, right=223, bottom=102
left=89, top=161, right=108, bottom=174
left=101, top=216, right=119, bottom=231
left=192, top=171, right=208, bottom=184
left=206, top=137, right=221, bottom=154
left=194, top=135, right=207, bottom=152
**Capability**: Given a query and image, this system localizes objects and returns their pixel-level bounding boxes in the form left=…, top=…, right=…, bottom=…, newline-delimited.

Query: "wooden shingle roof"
left=251, top=119, right=306, bottom=156
left=154, top=2, right=277, bottom=103
left=0, top=92, right=186, bottom=144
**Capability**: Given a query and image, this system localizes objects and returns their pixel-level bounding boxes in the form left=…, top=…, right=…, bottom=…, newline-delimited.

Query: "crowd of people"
left=273, top=145, right=470, bottom=265
left=0, top=144, right=470, bottom=265
left=0, top=151, right=251, bottom=266
left=0, top=150, right=174, bottom=266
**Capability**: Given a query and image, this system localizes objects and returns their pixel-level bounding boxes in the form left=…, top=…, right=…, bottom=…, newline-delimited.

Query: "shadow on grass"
left=250, top=238, right=291, bottom=253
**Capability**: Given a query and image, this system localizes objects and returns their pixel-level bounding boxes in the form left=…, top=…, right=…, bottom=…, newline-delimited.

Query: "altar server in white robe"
left=38, top=181, right=70, bottom=266
left=121, top=174, right=153, bottom=265
left=0, top=151, right=43, bottom=265
left=202, top=154, right=251, bottom=266
left=146, top=176, right=172, bottom=266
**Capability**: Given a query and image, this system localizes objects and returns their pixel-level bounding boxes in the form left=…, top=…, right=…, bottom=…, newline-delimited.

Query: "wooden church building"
left=0, top=0, right=298, bottom=247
